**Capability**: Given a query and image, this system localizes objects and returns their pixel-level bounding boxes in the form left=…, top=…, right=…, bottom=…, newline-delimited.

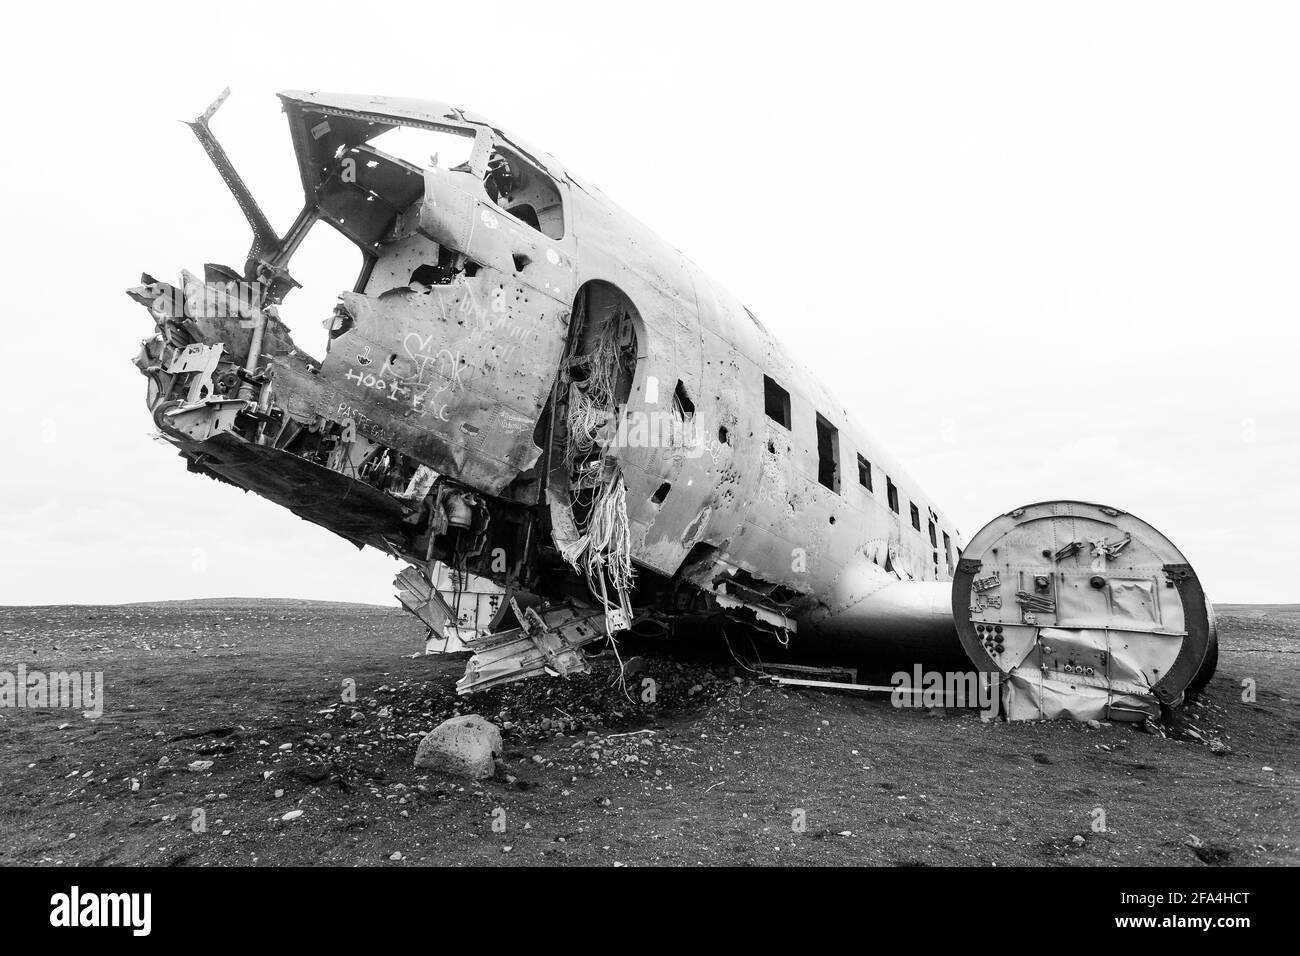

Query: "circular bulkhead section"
left=951, top=501, right=1216, bottom=722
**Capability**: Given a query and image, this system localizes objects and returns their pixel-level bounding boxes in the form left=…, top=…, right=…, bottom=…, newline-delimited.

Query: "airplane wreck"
left=127, top=89, right=1218, bottom=722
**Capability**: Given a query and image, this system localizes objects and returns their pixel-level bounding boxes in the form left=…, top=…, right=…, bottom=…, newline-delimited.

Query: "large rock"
left=413, top=715, right=503, bottom=780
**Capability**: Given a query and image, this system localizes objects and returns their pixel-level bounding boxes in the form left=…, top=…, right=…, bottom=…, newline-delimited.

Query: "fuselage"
left=134, top=89, right=965, bottom=660
left=128, top=89, right=1217, bottom=717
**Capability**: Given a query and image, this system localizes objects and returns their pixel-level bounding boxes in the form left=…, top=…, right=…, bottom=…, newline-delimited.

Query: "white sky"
left=0, top=0, right=1296, bottom=605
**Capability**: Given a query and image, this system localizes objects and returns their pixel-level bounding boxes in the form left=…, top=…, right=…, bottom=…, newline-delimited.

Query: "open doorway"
left=544, top=281, right=642, bottom=623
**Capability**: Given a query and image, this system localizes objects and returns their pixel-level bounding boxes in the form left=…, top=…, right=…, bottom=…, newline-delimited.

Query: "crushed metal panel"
left=1001, top=670, right=1160, bottom=722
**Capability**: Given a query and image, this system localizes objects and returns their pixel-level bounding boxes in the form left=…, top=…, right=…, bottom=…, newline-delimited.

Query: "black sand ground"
left=0, top=601, right=1294, bottom=866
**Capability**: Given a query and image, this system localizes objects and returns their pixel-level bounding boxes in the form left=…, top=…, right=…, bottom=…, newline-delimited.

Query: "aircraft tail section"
left=952, top=500, right=1217, bottom=722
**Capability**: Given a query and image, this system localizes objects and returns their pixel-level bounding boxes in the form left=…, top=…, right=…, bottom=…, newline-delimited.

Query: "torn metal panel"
left=1000, top=670, right=1161, bottom=722
left=714, top=585, right=797, bottom=633
left=164, top=343, right=225, bottom=404
left=394, top=565, right=453, bottom=635
left=397, top=563, right=536, bottom=654
left=456, top=603, right=607, bottom=694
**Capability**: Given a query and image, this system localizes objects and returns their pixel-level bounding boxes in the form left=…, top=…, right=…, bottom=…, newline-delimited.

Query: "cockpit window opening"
left=483, top=143, right=565, bottom=240
left=274, top=217, right=366, bottom=362
left=365, top=124, right=476, bottom=172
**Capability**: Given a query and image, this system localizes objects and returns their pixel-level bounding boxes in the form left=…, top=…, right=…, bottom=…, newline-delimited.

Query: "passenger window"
left=672, top=380, right=695, bottom=420
left=910, top=502, right=921, bottom=531
left=943, top=532, right=953, bottom=573
left=483, top=144, right=565, bottom=240
left=763, top=376, right=791, bottom=429
left=816, top=414, right=840, bottom=493
left=857, top=454, right=872, bottom=491
left=886, top=477, right=899, bottom=514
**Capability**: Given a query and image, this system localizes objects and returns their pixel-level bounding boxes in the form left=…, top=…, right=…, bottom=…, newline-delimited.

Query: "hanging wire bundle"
left=581, top=470, right=634, bottom=618
left=562, top=316, right=635, bottom=621
left=565, top=318, right=621, bottom=458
